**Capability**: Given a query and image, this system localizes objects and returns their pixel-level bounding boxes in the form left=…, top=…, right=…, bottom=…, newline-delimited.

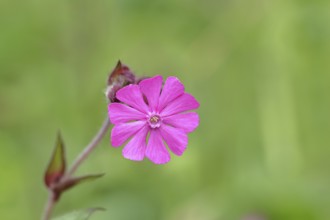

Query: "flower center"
left=148, top=114, right=161, bottom=128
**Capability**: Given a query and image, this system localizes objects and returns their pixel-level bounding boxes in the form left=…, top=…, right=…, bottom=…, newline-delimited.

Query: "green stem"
left=41, top=116, right=110, bottom=220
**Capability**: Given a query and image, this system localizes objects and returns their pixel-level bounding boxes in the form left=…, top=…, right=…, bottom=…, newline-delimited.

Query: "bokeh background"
left=1, top=0, right=330, bottom=219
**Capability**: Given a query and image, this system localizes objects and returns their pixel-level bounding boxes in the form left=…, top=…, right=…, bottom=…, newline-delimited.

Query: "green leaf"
left=56, top=173, right=105, bottom=193
left=52, top=208, right=105, bottom=220
left=44, top=132, right=66, bottom=188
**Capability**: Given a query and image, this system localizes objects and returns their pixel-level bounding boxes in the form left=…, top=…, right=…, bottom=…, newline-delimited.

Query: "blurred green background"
left=1, top=0, right=330, bottom=219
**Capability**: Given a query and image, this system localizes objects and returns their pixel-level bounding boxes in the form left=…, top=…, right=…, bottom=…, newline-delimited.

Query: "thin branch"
left=65, top=117, right=110, bottom=178
left=41, top=191, right=55, bottom=220
left=41, top=116, right=111, bottom=220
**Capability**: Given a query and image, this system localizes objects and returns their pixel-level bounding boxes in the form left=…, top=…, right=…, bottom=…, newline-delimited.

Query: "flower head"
left=108, top=75, right=199, bottom=164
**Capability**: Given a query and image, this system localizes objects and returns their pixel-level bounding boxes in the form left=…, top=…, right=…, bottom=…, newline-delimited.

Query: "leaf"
left=84, top=208, right=106, bottom=220
left=52, top=208, right=105, bottom=220
left=56, top=173, right=105, bottom=193
left=44, top=132, right=66, bottom=188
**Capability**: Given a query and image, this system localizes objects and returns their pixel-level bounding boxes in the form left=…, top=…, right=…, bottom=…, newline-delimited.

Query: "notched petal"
left=161, top=93, right=199, bottom=117
left=139, top=75, right=163, bottom=111
left=122, top=126, right=149, bottom=161
left=108, top=103, right=145, bottom=124
left=160, top=125, right=188, bottom=156
left=111, top=121, right=146, bottom=147
left=116, top=85, right=149, bottom=113
left=163, top=112, right=199, bottom=133
left=145, top=129, right=171, bottom=164
left=158, top=76, right=185, bottom=111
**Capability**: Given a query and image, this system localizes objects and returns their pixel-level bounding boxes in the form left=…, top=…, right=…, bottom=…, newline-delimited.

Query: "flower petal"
left=111, top=121, right=146, bottom=147
left=122, top=125, right=149, bottom=161
left=160, top=124, right=188, bottom=156
left=145, top=129, right=170, bottom=164
left=139, top=75, right=163, bottom=111
left=160, top=93, right=199, bottom=117
left=116, top=84, right=149, bottom=113
left=163, top=112, right=199, bottom=133
left=108, top=103, right=146, bottom=124
left=158, top=76, right=185, bottom=111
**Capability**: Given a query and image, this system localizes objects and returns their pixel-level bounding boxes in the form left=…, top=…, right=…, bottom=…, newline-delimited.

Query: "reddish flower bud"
left=44, top=133, right=66, bottom=188
left=105, top=61, right=136, bottom=102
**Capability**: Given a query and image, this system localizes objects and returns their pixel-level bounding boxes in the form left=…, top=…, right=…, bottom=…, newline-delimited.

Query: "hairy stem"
left=41, top=116, right=111, bottom=220
left=41, top=191, right=55, bottom=220
left=65, top=117, right=111, bottom=178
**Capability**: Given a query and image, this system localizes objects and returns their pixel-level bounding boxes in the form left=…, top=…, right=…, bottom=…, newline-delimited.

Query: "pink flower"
left=108, top=75, right=199, bottom=164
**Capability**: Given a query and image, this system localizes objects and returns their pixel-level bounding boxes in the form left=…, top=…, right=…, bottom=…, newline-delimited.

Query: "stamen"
left=150, top=115, right=159, bottom=123
left=148, top=114, right=161, bottom=128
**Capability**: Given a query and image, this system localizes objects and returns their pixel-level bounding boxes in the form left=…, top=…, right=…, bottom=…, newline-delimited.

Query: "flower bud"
left=105, top=61, right=136, bottom=102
